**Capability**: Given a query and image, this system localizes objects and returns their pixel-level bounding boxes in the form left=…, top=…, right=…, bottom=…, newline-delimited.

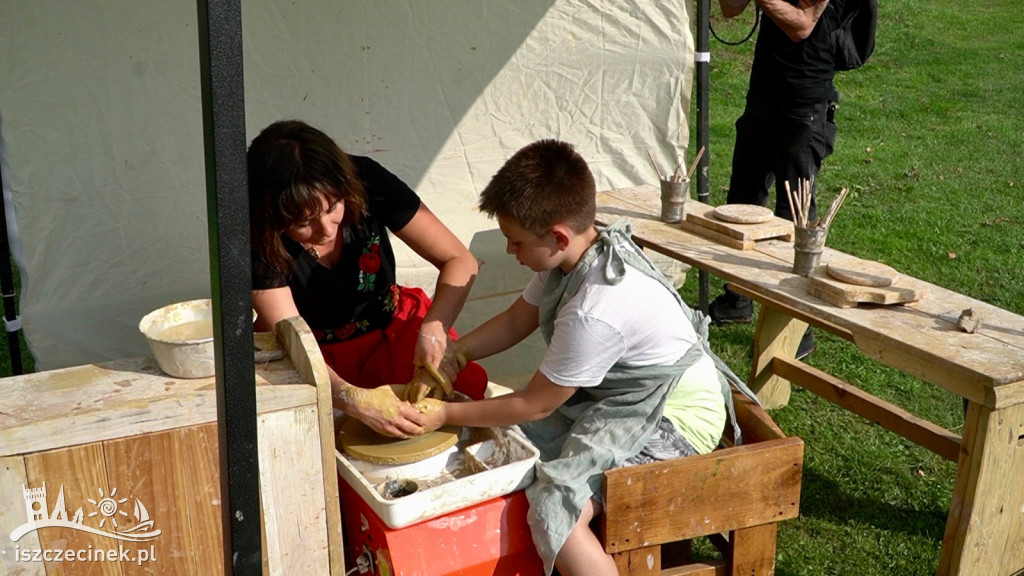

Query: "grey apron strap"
left=539, top=219, right=761, bottom=445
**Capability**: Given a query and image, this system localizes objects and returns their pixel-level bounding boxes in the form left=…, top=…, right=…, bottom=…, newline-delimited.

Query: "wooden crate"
left=0, top=317, right=344, bottom=576
left=602, top=389, right=804, bottom=575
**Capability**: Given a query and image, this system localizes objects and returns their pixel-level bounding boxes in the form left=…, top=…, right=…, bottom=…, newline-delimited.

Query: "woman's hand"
left=335, top=384, right=426, bottom=439
left=396, top=203, right=479, bottom=383
left=415, top=320, right=459, bottom=389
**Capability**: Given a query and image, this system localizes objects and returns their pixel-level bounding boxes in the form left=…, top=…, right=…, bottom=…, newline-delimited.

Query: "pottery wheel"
left=339, top=416, right=460, bottom=465
left=826, top=259, right=899, bottom=287
left=713, top=204, right=774, bottom=224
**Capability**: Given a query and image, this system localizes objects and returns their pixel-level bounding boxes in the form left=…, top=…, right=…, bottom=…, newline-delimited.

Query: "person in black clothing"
left=711, top=0, right=843, bottom=359
left=247, top=120, right=487, bottom=438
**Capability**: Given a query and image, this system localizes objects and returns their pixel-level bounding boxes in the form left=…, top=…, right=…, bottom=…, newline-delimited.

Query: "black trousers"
left=726, top=99, right=838, bottom=223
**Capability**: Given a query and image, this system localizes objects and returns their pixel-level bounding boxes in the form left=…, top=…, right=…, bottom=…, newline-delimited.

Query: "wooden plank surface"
left=23, top=443, right=123, bottom=576
left=731, top=390, right=787, bottom=444
left=275, top=317, right=345, bottom=575
left=771, top=356, right=962, bottom=462
left=602, top=437, right=803, bottom=552
left=749, top=307, right=807, bottom=409
left=179, top=424, right=226, bottom=576
left=685, top=202, right=793, bottom=243
left=825, top=258, right=899, bottom=287
left=730, top=524, right=779, bottom=576
left=940, top=401, right=1024, bottom=575
left=1, top=319, right=339, bottom=575
left=258, top=405, right=331, bottom=576
left=104, top=430, right=195, bottom=576
left=0, top=359, right=316, bottom=457
left=678, top=219, right=753, bottom=250
left=612, top=545, right=661, bottom=576
left=0, top=455, right=46, bottom=576
left=597, top=185, right=1024, bottom=409
left=806, top=266, right=927, bottom=308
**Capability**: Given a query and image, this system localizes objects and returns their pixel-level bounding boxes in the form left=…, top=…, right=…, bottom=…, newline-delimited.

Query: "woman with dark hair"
left=248, top=119, right=486, bottom=438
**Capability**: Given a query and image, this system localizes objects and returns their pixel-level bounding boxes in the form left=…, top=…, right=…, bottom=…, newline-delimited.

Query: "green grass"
left=0, top=268, right=34, bottom=376
left=683, top=0, right=1024, bottom=574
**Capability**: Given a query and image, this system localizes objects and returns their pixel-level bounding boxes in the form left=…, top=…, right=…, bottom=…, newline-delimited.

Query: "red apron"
left=316, top=286, right=487, bottom=400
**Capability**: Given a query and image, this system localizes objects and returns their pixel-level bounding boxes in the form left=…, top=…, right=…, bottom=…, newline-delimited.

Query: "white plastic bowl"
left=138, top=299, right=217, bottom=378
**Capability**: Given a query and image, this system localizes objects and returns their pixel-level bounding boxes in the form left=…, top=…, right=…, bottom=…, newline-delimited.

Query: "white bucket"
left=138, top=299, right=218, bottom=378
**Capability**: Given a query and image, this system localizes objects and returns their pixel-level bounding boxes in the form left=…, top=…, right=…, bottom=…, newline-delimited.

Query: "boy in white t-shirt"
left=418, top=139, right=746, bottom=576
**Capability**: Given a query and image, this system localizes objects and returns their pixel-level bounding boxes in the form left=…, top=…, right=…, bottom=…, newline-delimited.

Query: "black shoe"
left=709, top=284, right=754, bottom=326
left=796, top=328, right=815, bottom=360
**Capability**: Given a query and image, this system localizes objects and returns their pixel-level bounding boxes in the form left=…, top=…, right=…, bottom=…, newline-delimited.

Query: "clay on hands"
left=402, top=339, right=472, bottom=403
left=403, top=364, right=454, bottom=403
left=404, top=367, right=436, bottom=403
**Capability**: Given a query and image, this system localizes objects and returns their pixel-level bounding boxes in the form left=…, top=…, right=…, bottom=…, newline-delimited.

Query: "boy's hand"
left=453, top=341, right=470, bottom=371
left=413, top=398, right=448, bottom=435
left=403, top=367, right=436, bottom=403
left=403, top=364, right=455, bottom=403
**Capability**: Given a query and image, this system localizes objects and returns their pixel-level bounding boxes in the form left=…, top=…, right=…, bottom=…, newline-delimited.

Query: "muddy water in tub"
left=155, top=319, right=214, bottom=341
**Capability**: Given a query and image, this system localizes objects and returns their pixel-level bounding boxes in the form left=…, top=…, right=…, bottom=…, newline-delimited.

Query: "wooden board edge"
left=274, top=316, right=346, bottom=575
left=679, top=220, right=753, bottom=250
left=0, top=455, right=46, bottom=576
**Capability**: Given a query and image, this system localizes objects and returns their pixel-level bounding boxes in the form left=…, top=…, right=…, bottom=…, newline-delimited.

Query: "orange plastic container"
left=339, top=478, right=543, bottom=575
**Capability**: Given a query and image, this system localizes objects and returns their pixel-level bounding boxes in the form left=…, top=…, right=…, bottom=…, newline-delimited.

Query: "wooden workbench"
left=596, top=184, right=1024, bottom=576
left=0, top=317, right=345, bottom=576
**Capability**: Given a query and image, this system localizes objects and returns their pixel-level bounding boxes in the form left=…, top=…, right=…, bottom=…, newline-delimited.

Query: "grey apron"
left=520, top=219, right=758, bottom=574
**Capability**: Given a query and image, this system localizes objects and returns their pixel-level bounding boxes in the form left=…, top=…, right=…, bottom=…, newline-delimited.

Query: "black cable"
left=710, top=4, right=760, bottom=46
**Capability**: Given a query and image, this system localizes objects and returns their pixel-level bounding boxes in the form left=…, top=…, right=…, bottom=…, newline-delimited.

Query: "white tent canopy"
left=0, top=1, right=694, bottom=383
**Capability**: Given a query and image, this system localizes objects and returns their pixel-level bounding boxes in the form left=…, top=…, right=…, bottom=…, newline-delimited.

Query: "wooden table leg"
left=749, top=307, right=807, bottom=409
left=938, top=400, right=1024, bottom=576
left=730, top=523, right=778, bottom=575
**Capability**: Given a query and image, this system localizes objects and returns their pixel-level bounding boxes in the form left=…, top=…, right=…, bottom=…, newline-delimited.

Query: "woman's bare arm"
left=394, top=203, right=479, bottom=379
left=252, top=286, right=427, bottom=438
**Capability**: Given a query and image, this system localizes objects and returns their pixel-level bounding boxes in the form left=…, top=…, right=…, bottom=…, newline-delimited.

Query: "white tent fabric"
left=0, top=1, right=694, bottom=382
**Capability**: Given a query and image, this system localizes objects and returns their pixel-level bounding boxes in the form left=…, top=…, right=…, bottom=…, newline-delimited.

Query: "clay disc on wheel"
left=339, top=416, right=460, bottom=465
left=826, top=259, right=899, bottom=287
left=713, top=204, right=774, bottom=224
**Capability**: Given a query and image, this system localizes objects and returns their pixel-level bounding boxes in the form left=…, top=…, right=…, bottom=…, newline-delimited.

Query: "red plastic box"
left=339, top=477, right=543, bottom=575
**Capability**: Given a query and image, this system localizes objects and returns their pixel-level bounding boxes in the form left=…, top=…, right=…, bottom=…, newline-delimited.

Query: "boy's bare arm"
left=422, top=370, right=576, bottom=430
left=457, top=295, right=539, bottom=363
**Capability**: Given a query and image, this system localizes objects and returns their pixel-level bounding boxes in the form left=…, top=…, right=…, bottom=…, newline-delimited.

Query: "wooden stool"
left=602, top=389, right=804, bottom=575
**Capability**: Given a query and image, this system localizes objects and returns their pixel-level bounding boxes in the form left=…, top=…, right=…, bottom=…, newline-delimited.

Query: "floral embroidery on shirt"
left=384, top=284, right=400, bottom=312
left=357, top=235, right=382, bottom=292
left=320, top=319, right=370, bottom=343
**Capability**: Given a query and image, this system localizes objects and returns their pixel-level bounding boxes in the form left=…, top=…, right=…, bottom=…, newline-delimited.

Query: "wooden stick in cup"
left=803, top=178, right=813, bottom=226
left=822, top=187, right=850, bottom=230
left=672, top=154, right=685, bottom=181
left=785, top=180, right=804, bottom=228
left=684, top=146, right=705, bottom=182
left=646, top=148, right=664, bottom=181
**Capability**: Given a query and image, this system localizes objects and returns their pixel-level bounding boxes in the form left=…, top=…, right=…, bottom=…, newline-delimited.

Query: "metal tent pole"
left=196, top=0, right=261, bottom=573
left=695, top=0, right=712, bottom=313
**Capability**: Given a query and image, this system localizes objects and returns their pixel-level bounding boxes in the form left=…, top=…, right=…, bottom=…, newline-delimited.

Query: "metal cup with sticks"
left=785, top=178, right=849, bottom=276
left=651, top=146, right=703, bottom=223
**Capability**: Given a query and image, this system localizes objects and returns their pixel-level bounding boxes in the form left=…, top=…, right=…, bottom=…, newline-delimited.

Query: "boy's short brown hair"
left=479, top=139, right=596, bottom=234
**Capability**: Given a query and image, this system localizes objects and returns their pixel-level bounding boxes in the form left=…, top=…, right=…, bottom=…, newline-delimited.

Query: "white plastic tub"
left=336, top=426, right=539, bottom=529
